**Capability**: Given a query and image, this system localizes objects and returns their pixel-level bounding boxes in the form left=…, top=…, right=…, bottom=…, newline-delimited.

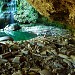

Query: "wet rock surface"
left=21, top=24, right=71, bottom=36
left=0, top=35, right=75, bottom=75
left=4, top=23, right=21, bottom=31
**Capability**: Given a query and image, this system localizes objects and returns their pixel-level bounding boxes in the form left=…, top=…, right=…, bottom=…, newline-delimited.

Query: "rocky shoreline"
left=0, top=35, right=75, bottom=75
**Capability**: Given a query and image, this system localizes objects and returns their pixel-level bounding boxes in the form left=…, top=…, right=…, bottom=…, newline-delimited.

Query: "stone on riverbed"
left=0, top=36, right=13, bottom=41
left=0, top=35, right=75, bottom=75
left=4, top=23, right=21, bottom=31
left=12, top=57, right=20, bottom=63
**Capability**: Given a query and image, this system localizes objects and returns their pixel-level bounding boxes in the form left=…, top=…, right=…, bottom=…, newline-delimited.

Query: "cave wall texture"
left=27, top=0, right=75, bottom=28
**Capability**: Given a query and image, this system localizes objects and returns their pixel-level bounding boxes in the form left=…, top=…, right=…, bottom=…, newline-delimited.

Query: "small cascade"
left=9, top=12, right=14, bottom=24
left=0, top=0, right=17, bottom=35
left=7, top=0, right=16, bottom=24
left=7, top=0, right=16, bottom=13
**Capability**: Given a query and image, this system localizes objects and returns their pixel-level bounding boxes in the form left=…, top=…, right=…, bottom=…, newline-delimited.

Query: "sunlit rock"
left=27, top=0, right=75, bottom=28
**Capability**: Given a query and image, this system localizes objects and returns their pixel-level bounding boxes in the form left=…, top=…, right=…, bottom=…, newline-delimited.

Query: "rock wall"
left=27, top=0, right=75, bottom=28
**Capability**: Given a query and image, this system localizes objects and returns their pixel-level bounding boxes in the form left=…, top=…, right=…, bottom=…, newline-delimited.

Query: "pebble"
left=39, top=69, right=52, bottom=75
left=12, top=70, right=22, bottom=75
left=0, top=35, right=75, bottom=75
left=21, top=50, right=28, bottom=55
left=0, top=58, right=7, bottom=64
left=12, top=57, right=20, bottom=63
left=58, top=54, right=69, bottom=59
left=70, top=55, right=75, bottom=64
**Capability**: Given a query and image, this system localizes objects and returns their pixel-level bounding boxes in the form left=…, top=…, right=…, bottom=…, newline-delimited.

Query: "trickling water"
left=8, top=12, right=14, bottom=24
left=7, top=0, right=16, bottom=12
left=7, top=0, right=16, bottom=24
left=2, top=0, right=38, bottom=40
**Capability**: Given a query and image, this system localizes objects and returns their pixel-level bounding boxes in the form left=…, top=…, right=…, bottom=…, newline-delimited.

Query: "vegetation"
left=14, top=0, right=39, bottom=23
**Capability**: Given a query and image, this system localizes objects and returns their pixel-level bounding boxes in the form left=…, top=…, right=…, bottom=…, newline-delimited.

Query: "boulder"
left=4, top=23, right=21, bottom=31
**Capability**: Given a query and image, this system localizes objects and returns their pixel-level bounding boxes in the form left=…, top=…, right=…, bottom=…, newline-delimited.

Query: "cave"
left=0, top=0, right=75, bottom=75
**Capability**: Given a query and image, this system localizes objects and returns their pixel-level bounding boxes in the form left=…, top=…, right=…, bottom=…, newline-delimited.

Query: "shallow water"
left=1, top=23, right=70, bottom=41
left=4, top=30, right=37, bottom=41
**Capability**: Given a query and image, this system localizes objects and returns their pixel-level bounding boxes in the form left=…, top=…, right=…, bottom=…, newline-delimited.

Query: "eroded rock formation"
left=14, top=0, right=39, bottom=23
left=27, top=0, right=75, bottom=28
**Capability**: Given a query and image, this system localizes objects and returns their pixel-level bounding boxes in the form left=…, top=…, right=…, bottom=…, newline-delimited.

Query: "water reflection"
left=4, top=30, right=37, bottom=41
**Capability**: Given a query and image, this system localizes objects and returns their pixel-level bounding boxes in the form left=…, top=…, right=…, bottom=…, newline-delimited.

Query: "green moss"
left=14, top=0, right=39, bottom=23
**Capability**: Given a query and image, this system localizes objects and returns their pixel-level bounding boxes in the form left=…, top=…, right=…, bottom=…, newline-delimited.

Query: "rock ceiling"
left=27, top=0, right=75, bottom=28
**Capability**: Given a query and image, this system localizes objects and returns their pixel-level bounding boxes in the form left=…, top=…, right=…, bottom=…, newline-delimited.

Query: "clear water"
left=0, top=23, right=69, bottom=41
left=4, top=30, right=37, bottom=41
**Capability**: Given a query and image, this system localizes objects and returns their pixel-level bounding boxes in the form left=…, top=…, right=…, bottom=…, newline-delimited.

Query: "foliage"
left=0, top=1, right=3, bottom=12
left=14, top=0, right=39, bottom=23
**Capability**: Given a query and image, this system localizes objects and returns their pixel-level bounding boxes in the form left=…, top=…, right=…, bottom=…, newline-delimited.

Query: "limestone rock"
left=0, top=58, right=7, bottom=64
left=39, top=69, right=52, bottom=75
left=12, top=70, right=22, bottom=75
left=12, top=57, right=20, bottom=63
left=4, top=23, right=21, bottom=31
left=27, top=0, right=75, bottom=28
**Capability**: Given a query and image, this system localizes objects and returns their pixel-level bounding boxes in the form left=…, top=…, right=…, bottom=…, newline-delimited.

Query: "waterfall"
left=7, top=0, right=16, bottom=24
left=7, top=0, right=16, bottom=13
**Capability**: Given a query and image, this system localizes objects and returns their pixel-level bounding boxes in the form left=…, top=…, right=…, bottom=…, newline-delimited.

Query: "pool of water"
left=4, top=30, right=37, bottom=41
left=0, top=23, right=70, bottom=41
